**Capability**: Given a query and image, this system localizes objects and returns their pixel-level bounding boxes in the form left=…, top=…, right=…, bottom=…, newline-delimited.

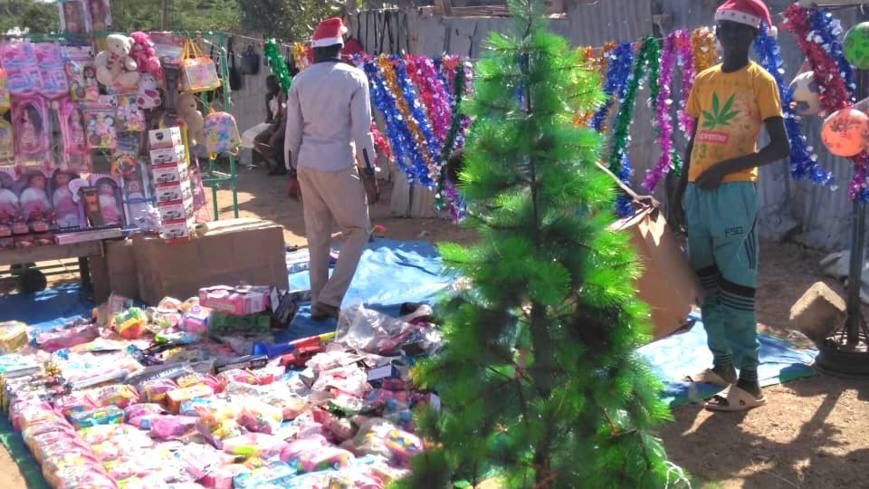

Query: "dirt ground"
left=1, top=166, right=867, bottom=488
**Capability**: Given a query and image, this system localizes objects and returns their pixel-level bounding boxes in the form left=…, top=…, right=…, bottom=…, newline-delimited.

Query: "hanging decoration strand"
left=643, top=31, right=679, bottom=191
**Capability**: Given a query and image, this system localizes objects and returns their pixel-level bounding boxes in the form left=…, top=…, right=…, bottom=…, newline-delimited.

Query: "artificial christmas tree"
left=394, top=1, right=681, bottom=488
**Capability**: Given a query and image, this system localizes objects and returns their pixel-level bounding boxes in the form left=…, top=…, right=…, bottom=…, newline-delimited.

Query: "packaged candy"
left=150, top=414, right=198, bottom=440
left=68, top=404, right=124, bottom=429
left=0, top=321, right=29, bottom=353
left=237, top=398, right=282, bottom=435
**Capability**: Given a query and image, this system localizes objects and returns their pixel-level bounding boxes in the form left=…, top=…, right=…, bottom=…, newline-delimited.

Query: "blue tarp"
left=0, top=238, right=817, bottom=408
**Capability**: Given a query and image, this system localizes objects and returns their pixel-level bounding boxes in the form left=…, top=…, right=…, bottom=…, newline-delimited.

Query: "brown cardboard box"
left=133, top=218, right=288, bottom=305
left=89, top=239, right=139, bottom=303
left=611, top=207, right=700, bottom=341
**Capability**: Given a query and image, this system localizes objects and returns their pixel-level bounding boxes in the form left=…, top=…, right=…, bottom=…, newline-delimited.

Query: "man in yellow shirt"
left=674, top=0, right=790, bottom=412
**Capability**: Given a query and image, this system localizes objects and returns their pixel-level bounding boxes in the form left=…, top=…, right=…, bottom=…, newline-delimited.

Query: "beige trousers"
left=298, top=166, right=370, bottom=308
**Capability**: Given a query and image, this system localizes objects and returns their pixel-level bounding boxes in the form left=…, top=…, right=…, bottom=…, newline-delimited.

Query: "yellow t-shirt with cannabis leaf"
left=686, top=62, right=783, bottom=183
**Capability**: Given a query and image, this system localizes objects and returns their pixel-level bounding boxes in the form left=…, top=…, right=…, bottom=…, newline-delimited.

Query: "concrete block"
left=789, top=282, right=846, bottom=342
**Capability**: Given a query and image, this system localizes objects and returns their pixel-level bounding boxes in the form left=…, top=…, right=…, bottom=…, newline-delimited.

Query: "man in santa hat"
left=673, top=0, right=790, bottom=412
left=284, top=16, right=380, bottom=321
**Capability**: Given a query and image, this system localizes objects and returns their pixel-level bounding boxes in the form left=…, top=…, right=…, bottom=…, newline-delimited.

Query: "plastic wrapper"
left=68, top=404, right=124, bottom=429
left=150, top=414, right=198, bottom=440
left=141, top=379, right=178, bottom=404
left=336, top=305, right=444, bottom=356
left=349, top=418, right=422, bottom=466
left=48, top=465, right=118, bottom=489
left=176, top=442, right=232, bottom=481
left=221, top=433, right=288, bottom=460
left=124, top=403, right=165, bottom=427
left=237, top=397, right=282, bottom=434
left=0, top=321, right=29, bottom=353
left=166, top=384, right=214, bottom=413
left=280, top=434, right=355, bottom=473
left=197, top=402, right=242, bottom=449
left=33, top=321, right=98, bottom=353
left=311, top=365, right=370, bottom=398
left=232, top=463, right=297, bottom=489
left=90, top=383, right=139, bottom=409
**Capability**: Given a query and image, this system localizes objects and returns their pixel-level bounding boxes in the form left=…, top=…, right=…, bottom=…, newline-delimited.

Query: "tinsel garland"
left=676, top=29, right=696, bottom=145
left=591, top=42, right=634, bottom=133
left=435, top=62, right=468, bottom=220
left=573, top=46, right=605, bottom=127
left=264, top=39, right=292, bottom=93
left=754, top=22, right=832, bottom=185
left=809, top=8, right=856, bottom=100
left=363, top=58, right=430, bottom=185
left=291, top=42, right=309, bottom=72
left=372, top=122, right=392, bottom=161
left=609, top=37, right=660, bottom=216
left=784, top=4, right=866, bottom=200
left=393, top=55, right=442, bottom=182
left=783, top=5, right=851, bottom=113
left=405, top=54, right=453, bottom=148
left=692, top=27, right=718, bottom=74
left=643, top=32, right=678, bottom=191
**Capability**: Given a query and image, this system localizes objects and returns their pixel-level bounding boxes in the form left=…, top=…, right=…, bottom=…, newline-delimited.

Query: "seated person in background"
left=252, top=75, right=287, bottom=175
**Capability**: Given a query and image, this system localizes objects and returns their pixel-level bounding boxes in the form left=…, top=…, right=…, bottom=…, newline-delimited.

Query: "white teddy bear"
left=95, top=34, right=140, bottom=90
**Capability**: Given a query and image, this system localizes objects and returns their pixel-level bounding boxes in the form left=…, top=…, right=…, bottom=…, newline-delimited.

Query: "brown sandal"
left=705, top=386, right=767, bottom=412
left=684, top=368, right=733, bottom=388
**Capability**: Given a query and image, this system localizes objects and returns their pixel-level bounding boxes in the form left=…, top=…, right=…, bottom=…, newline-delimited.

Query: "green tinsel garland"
left=264, top=39, right=292, bottom=94
left=435, top=64, right=467, bottom=210
left=608, top=37, right=661, bottom=176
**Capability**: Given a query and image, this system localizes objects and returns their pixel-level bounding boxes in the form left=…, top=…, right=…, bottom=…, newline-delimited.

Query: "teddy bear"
left=95, top=33, right=140, bottom=90
left=130, top=32, right=163, bottom=80
left=176, top=92, right=205, bottom=146
left=136, top=73, right=162, bottom=110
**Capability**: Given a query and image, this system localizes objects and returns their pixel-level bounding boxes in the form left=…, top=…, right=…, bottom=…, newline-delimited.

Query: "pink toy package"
left=34, top=43, right=69, bottom=99
left=62, top=46, right=99, bottom=102
left=0, top=117, right=13, bottom=167
left=18, top=170, right=55, bottom=233
left=0, top=42, right=43, bottom=96
left=51, top=169, right=83, bottom=230
left=60, top=98, right=91, bottom=172
left=0, top=169, right=19, bottom=238
left=199, top=286, right=272, bottom=316
left=115, top=94, right=145, bottom=132
left=89, top=174, right=124, bottom=227
left=12, top=96, right=50, bottom=168
left=59, top=0, right=91, bottom=34
left=82, top=96, right=117, bottom=150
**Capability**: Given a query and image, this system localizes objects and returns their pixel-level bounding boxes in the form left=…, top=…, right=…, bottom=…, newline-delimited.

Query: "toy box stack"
left=149, top=127, right=194, bottom=241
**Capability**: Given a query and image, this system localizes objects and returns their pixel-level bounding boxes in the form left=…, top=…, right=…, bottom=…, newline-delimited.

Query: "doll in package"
left=59, top=0, right=91, bottom=34
left=0, top=116, right=13, bottom=167
left=51, top=170, right=82, bottom=230
left=0, top=171, right=19, bottom=240
left=60, top=99, right=91, bottom=172
left=90, top=175, right=123, bottom=227
left=87, top=0, right=112, bottom=32
left=63, top=46, right=99, bottom=102
left=12, top=96, right=50, bottom=169
left=19, top=170, right=53, bottom=233
left=83, top=96, right=117, bottom=150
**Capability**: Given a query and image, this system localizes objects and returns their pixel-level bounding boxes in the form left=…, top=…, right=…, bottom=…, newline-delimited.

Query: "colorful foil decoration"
left=591, top=42, right=634, bottom=133
left=436, top=61, right=469, bottom=221
left=676, top=29, right=696, bottom=145
left=809, top=8, right=856, bottom=100
left=264, top=40, right=292, bottom=94
left=754, top=21, right=832, bottom=186
left=609, top=37, right=660, bottom=216
left=405, top=54, right=453, bottom=148
left=692, top=27, right=718, bottom=74
left=393, top=55, right=442, bottom=182
left=643, top=32, right=679, bottom=191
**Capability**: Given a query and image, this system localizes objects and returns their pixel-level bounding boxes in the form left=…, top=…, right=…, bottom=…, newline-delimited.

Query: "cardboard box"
left=611, top=207, right=700, bottom=341
left=155, top=180, right=193, bottom=204
left=148, top=127, right=184, bottom=150
left=150, top=146, right=188, bottom=167
left=89, top=239, right=140, bottom=303
left=156, top=198, right=194, bottom=223
left=159, top=218, right=196, bottom=241
left=151, top=162, right=188, bottom=184
left=134, top=218, right=289, bottom=305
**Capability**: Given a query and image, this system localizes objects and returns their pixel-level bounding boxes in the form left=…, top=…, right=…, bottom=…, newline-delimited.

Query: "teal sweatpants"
left=684, top=182, right=760, bottom=379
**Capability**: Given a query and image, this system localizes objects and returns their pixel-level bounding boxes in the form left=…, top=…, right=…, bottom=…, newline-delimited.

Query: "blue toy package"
left=232, top=462, right=297, bottom=489
left=68, top=404, right=124, bottom=429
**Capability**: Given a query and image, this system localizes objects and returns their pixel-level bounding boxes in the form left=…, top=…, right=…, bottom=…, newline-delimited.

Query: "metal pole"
left=160, top=0, right=169, bottom=30
left=845, top=199, right=866, bottom=345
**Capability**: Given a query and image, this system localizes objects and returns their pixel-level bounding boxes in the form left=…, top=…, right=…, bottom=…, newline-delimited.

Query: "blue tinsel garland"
left=753, top=22, right=833, bottom=186
left=363, top=60, right=431, bottom=185
left=393, top=55, right=443, bottom=182
left=591, top=42, right=634, bottom=132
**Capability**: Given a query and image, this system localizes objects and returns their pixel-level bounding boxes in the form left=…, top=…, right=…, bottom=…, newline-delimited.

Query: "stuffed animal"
left=95, top=34, right=140, bottom=90
left=176, top=92, right=205, bottom=146
left=130, top=32, right=162, bottom=79
left=136, top=73, right=162, bottom=110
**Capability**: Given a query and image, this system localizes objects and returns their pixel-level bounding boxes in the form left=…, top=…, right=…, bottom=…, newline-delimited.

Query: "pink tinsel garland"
left=405, top=54, right=453, bottom=147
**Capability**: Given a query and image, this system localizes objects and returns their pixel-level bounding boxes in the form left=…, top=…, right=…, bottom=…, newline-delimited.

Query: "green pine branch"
left=395, top=1, right=681, bottom=488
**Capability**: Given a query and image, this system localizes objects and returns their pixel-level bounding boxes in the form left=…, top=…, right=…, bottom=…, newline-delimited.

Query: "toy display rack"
left=0, top=31, right=239, bottom=293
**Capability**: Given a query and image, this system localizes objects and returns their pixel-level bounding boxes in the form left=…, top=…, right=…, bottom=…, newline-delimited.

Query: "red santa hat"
left=311, top=17, right=348, bottom=48
left=715, top=0, right=773, bottom=30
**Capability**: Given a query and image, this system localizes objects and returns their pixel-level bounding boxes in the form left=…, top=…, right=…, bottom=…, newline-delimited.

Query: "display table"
left=0, top=241, right=104, bottom=292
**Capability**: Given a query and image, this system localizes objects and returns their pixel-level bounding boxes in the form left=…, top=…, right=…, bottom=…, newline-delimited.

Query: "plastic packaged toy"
left=237, top=398, right=282, bottom=435
left=33, top=321, right=99, bottom=352
left=51, top=169, right=83, bottom=230
left=112, top=306, right=146, bottom=339
left=12, top=96, right=50, bottom=166
left=34, top=43, right=69, bottom=99
left=203, top=111, right=241, bottom=158
left=90, top=174, right=124, bottom=227
left=0, top=42, right=43, bottom=96
left=199, top=286, right=272, bottom=316
left=149, top=415, right=198, bottom=440
left=63, top=46, right=99, bottom=102
left=280, top=435, right=355, bottom=473
left=68, top=404, right=124, bottom=429
left=59, top=0, right=91, bottom=34
left=0, top=321, right=29, bottom=353
left=116, top=94, right=145, bottom=132
left=82, top=96, right=117, bottom=150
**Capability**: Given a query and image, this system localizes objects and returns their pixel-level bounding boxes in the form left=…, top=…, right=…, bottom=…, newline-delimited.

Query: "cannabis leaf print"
left=702, top=92, right=739, bottom=130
